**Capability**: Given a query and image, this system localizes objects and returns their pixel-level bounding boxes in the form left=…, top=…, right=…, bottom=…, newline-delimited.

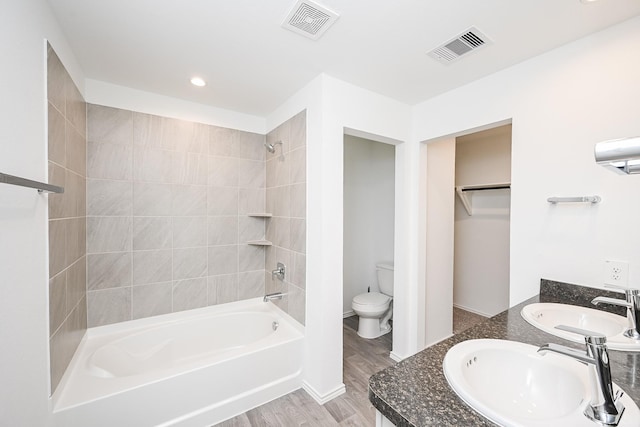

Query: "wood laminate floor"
left=216, top=317, right=393, bottom=426
left=217, top=309, right=481, bottom=426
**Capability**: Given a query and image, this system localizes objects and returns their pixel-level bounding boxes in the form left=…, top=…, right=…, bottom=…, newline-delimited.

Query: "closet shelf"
left=455, top=182, right=511, bottom=216
left=247, top=213, right=273, bottom=218
left=247, top=240, right=272, bottom=246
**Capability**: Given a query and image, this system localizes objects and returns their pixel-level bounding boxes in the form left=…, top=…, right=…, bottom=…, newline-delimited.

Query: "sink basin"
left=521, top=303, right=640, bottom=352
left=443, top=339, right=639, bottom=427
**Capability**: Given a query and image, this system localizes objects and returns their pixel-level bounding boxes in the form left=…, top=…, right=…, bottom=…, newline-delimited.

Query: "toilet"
left=351, top=262, right=394, bottom=339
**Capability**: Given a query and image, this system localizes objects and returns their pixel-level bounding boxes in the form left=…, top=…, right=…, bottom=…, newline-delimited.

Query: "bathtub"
left=52, top=298, right=304, bottom=427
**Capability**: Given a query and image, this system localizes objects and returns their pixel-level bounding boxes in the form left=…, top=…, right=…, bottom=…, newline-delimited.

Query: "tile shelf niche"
left=246, top=213, right=273, bottom=246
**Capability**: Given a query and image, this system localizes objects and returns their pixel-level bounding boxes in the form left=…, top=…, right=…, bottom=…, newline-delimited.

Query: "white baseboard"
left=343, top=311, right=355, bottom=319
left=389, top=351, right=404, bottom=362
left=302, top=381, right=346, bottom=405
left=424, top=333, right=454, bottom=349
left=453, top=303, right=493, bottom=318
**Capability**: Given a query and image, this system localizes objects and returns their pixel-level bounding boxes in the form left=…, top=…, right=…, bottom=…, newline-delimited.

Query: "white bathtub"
left=52, top=298, right=304, bottom=427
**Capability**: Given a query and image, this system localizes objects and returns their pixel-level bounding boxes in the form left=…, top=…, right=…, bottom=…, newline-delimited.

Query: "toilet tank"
left=376, top=262, right=394, bottom=296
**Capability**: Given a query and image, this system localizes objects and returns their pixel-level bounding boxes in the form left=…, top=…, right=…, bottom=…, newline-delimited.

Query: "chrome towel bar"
left=0, top=172, right=64, bottom=194
left=547, top=196, right=601, bottom=204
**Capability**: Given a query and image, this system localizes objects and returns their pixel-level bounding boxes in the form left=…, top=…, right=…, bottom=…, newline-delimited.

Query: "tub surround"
left=369, top=280, right=640, bottom=426
left=85, top=106, right=306, bottom=327
left=47, top=43, right=88, bottom=393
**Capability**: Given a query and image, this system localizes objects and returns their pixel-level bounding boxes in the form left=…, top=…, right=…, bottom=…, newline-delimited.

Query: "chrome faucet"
left=263, top=292, right=286, bottom=302
left=538, top=325, right=625, bottom=426
left=271, top=262, right=286, bottom=281
left=592, top=287, right=640, bottom=340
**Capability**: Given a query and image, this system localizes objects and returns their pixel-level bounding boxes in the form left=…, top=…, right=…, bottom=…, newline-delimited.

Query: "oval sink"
left=443, top=339, right=639, bottom=427
left=521, top=303, right=640, bottom=352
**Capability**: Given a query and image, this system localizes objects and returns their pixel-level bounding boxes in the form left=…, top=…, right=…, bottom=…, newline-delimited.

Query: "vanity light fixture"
left=190, top=77, right=206, bottom=87
left=594, top=137, right=640, bottom=174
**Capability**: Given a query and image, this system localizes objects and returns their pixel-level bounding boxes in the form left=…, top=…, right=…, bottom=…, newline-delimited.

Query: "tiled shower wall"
left=265, top=111, right=306, bottom=324
left=47, top=44, right=88, bottom=392
left=85, top=105, right=266, bottom=325
left=85, top=105, right=307, bottom=326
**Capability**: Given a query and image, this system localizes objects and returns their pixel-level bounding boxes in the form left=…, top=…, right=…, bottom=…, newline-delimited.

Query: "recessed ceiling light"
left=190, top=77, right=206, bottom=87
left=580, top=0, right=599, bottom=4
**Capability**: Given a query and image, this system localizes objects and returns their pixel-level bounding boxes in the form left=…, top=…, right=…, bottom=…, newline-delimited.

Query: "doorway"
left=342, top=134, right=395, bottom=346
left=453, top=124, right=511, bottom=329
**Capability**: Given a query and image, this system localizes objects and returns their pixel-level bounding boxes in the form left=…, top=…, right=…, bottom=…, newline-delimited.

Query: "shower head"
left=265, top=141, right=283, bottom=153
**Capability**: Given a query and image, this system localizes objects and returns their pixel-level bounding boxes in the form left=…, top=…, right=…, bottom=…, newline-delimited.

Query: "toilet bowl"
left=352, top=262, right=394, bottom=339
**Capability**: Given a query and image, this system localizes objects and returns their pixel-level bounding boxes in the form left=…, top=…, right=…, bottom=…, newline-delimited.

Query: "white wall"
left=454, top=126, right=511, bottom=317
left=413, top=16, right=640, bottom=342
left=266, top=74, right=411, bottom=401
left=85, top=79, right=265, bottom=133
left=0, top=1, right=84, bottom=425
left=343, top=135, right=395, bottom=316
left=424, top=138, right=456, bottom=345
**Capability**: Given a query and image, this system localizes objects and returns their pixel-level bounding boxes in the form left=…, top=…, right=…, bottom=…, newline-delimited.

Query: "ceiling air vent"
left=427, top=27, right=492, bottom=65
left=282, top=0, right=339, bottom=40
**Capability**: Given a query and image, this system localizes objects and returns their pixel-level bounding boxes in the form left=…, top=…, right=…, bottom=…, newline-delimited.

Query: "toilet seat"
left=352, top=292, right=391, bottom=312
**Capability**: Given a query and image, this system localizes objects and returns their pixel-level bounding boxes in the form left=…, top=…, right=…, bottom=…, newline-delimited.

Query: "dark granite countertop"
left=368, top=280, right=640, bottom=426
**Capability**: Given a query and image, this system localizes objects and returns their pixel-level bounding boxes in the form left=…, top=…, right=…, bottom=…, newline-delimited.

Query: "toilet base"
left=356, top=317, right=392, bottom=339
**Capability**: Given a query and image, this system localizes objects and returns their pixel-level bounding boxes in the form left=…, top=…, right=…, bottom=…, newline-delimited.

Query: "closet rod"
left=0, top=172, right=64, bottom=194
left=460, top=184, right=511, bottom=192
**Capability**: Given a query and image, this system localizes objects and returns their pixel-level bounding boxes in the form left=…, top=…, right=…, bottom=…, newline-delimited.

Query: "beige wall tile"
left=133, top=147, right=176, bottom=183
left=88, top=104, right=133, bottom=145
left=238, top=216, right=264, bottom=242
left=236, top=131, right=265, bottom=161
left=238, top=159, right=265, bottom=188
left=288, top=283, right=306, bottom=325
left=174, top=152, right=207, bottom=185
left=207, top=187, right=238, bottom=216
left=290, top=219, right=306, bottom=253
left=87, top=216, right=131, bottom=253
left=171, top=185, right=206, bottom=216
left=173, top=278, right=207, bottom=312
left=66, top=83, right=86, bottom=136
left=289, top=110, right=306, bottom=150
left=46, top=46, right=67, bottom=115
left=173, top=247, right=207, bottom=280
left=133, top=217, right=172, bottom=250
left=132, top=283, right=172, bottom=319
left=292, top=252, right=306, bottom=290
left=133, top=182, right=172, bottom=216
left=238, top=188, right=265, bottom=214
left=87, top=252, right=132, bottom=290
left=208, top=216, right=238, bottom=246
left=290, top=183, right=306, bottom=219
left=66, top=257, right=86, bottom=311
left=208, top=245, right=238, bottom=276
left=49, top=272, right=66, bottom=335
left=290, top=147, right=306, bottom=184
left=133, top=113, right=176, bottom=151
left=66, top=124, right=86, bottom=176
left=172, top=216, right=207, bottom=248
left=48, top=162, right=66, bottom=219
left=238, top=271, right=264, bottom=300
left=87, top=179, right=132, bottom=216
left=209, top=126, right=236, bottom=157
left=88, top=141, right=133, bottom=180
left=49, top=219, right=66, bottom=278
left=239, top=245, right=264, bottom=273
left=87, top=287, right=131, bottom=327
left=208, top=156, right=238, bottom=187
left=48, top=104, right=66, bottom=166
left=66, top=217, right=86, bottom=265
left=211, top=274, right=238, bottom=304
left=133, top=250, right=172, bottom=285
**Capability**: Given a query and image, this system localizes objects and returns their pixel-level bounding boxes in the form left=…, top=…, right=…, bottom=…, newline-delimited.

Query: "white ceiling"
left=48, top=0, right=640, bottom=116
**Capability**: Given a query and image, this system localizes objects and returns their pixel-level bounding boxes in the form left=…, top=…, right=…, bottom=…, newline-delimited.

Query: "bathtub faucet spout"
left=263, top=292, right=286, bottom=303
